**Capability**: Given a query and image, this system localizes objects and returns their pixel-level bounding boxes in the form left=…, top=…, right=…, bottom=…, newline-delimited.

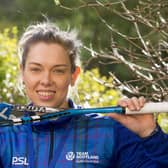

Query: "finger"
left=123, top=98, right=137, bottom=111
left=131, top=97, right=141, bottom=110
left=117, top=98, right=129, bottom=107
left=118, top=97, right=145, bottom=111
left=118, top=98, right=136, bottom=110
left=139, top=96, right=146, bottom=107
left=124, top=97, right=146, bottom=111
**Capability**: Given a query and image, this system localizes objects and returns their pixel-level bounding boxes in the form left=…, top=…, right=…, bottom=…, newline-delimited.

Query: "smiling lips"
left=37, top=91, right=55, bottom=100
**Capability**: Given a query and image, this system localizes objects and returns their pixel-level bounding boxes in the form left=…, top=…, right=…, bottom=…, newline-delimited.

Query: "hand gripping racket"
left=0, top=102, right=168, bottom=127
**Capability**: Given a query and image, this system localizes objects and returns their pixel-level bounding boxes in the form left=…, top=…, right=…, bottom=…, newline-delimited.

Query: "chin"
left=33, top=101, right=55, bottom=108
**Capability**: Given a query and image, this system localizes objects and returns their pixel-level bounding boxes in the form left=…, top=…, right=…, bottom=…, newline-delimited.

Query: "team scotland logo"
left=65, top=151, right=99, bottom=163
left=66, top=152, right=75, bottom=161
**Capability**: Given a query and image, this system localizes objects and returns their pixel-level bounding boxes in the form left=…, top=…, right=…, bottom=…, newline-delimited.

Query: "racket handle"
left=125, top=102, right=168, bottom=114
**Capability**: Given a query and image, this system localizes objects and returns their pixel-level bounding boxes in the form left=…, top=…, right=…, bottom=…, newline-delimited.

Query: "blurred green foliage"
left=77, top=68, right=122, bottom=107
left=158, top=114, right=168, bottom=133
left=0, top=27, right=26, bottom=104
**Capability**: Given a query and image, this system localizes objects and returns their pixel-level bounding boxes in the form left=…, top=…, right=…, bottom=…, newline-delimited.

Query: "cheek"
left=23, top=73, right=37, bottom=89
left=56, top=77, right=71, bottom=90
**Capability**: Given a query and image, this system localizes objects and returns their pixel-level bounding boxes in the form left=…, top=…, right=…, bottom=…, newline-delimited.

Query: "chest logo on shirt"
left=66, top=152, right=75, bottom=161
left=12, top=157, right=29, bottom=166
left=65, top=152, right=99, bottom=164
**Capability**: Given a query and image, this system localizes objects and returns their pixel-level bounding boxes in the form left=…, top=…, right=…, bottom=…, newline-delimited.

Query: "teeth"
left=38, top=91, right=54, bottom=96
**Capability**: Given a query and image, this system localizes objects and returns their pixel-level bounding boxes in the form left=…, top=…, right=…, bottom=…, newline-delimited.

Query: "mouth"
left=37, top=90, right=56, bottom=100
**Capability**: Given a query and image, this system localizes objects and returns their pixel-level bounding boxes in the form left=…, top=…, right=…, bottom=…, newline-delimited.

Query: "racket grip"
left=125, top=102, right=168, bottom=114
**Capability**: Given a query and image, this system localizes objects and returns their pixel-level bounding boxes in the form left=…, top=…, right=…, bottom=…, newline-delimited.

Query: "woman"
left=0, top=22, right=167, bottom=168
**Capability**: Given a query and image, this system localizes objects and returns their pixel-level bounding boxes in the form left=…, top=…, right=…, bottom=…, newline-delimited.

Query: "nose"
left=40, top=71, right=53, bottom=86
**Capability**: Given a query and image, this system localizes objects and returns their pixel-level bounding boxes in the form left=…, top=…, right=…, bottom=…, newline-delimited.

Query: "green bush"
left=76, top=68, right=121, bottom=107
left=0, top=27, right=26, bottom=104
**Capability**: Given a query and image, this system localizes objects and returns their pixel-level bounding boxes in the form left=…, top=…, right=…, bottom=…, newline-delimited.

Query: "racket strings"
left=13, top=104, right=47, bottom=113
left=0, top=104, right=67, bottom=127
left=0, top=111, right=61, bottom=127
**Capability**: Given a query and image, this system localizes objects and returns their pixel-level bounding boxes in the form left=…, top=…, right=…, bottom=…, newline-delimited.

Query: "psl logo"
left=12, top=157, right=29, bottom=166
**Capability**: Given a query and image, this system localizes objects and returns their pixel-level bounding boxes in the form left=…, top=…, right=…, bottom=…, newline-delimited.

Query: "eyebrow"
left=28, top=62, right=69, bottom=68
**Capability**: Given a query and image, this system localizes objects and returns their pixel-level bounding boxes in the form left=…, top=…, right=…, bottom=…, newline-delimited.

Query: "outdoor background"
left=0, top=0, right=168, bottom=131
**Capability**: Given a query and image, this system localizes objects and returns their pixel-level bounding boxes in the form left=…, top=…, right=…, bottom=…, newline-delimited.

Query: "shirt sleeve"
left=113, top=121, right=164, bottom=168
left=141, top=125, right=168, bottom=167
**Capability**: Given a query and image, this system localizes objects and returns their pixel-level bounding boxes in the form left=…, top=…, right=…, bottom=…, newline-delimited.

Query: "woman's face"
left=21, top=42, right=79, bottom=108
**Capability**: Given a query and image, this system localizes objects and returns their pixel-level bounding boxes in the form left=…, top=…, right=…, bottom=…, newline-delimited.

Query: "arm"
left=113, top=121, right=160, bottom=168
left=107, top=97, right=156, bottom=137
left=108, top=97, right=168, bottom=167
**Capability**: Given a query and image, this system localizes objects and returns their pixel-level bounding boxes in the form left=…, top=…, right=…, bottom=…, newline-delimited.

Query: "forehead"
left=26, top=42, right=70, bottom=65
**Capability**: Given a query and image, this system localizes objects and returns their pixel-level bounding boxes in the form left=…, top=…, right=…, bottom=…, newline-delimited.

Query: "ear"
left=71, top=66, right=80, bottom=86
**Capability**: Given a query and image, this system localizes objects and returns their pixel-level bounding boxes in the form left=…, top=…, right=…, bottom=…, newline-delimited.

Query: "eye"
left=53, top=69, right=66, bottom=74
left=30, top=67, right=41, bottom=72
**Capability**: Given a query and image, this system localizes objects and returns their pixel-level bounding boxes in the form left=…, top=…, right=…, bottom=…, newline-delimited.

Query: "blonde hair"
left=18, top=22, right=81, bottom=72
